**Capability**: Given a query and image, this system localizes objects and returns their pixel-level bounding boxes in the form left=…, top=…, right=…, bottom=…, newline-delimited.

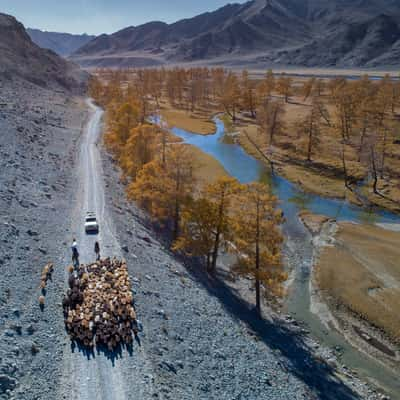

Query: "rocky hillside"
left=71, top=0, right=400, bottom=68
left=0, top=13, right=86, bottom=92
left=27, top=28, right=95, bottom=57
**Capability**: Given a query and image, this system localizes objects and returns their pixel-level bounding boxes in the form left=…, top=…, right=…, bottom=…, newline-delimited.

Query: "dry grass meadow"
left=316, top=222, right=400, bottom=343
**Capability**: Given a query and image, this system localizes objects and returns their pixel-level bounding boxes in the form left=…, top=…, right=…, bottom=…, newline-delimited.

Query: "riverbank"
left=301, top=212, right=400, bottom=386
left=160, top=100, right=216, bottom=135
left=186, top=144, right=229, bottom=185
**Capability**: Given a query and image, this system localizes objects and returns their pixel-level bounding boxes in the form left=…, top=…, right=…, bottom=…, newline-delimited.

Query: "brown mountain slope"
left=0, top=13, right=87, bottom=92
left=71, top=0, right=400, bottom=68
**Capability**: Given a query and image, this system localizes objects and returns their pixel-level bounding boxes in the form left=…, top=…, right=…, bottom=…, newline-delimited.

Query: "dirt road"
left=57, top=100, right=154, bottom=400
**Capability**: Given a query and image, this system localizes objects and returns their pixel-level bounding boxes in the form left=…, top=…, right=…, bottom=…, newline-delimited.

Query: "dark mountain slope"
left=270, top=14, right=400, bottom=67
left=71, top=0, right=400, bottom=68
left=0, top=14, right=86, bottom=92
left=27, top=28, right=95, bottom=57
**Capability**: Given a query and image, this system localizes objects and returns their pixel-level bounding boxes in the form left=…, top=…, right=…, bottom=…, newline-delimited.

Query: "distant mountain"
left=27, top=28, right=95, bottom=56
left=0, top=13, right=87, bottom=92
left=71, top=0, right=400, bottom=68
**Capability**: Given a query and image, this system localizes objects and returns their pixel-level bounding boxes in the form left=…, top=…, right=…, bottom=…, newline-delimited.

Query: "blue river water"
left=171, top=117, right=400, bottom=224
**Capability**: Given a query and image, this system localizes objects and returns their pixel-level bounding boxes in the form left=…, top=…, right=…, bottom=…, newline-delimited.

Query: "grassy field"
left=316, top=222, right=400, bottom=343
left=161, top=101, right=216, bottom=135
left=184, top=144, right=229, bottom=186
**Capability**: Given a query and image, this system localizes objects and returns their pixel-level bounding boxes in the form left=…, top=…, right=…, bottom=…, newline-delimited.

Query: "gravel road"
left=57, top=100, right=155, bottom=400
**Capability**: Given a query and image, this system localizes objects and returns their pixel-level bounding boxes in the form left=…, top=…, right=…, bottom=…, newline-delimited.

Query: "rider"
left=71, top=238, right=79, bottom=266
left=94, top=241, right=100, bottom=261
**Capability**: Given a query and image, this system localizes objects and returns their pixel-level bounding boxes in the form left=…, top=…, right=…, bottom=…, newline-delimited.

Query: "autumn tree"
left=298, top=100, right=321, bottom=162
left=241, top=70, right=257, bottom=118
left=120, top=124, right=160, bottom=179
left=148, top=69, right=164, bottom=108
left=257, top=100, right=285, bottom=146
left=128, top=146, right=195, bottom=240
left=231, top=183, right=286, bottom=315
left=378, top=119, right=396, bottom=179
left=88, top=75, right=104, bottom=104
left=173, top=177, right=240, bottom=273
left=333, top=83, right=357, bottom=142
left=264, top=69, right=275, bottom=99
left=276, top=73, right=293, bottom=103
left=105, top=100, right=141, bottom=158
left=173, top=197, right=223, bottom=271
left=206, top=177, right=240, bottom=273
left=220, top=72, right=241, bottom=122
left=355, top=97, right=373, bottom=162
left=166, top=68, right=187, bottom=108
left=314, top=97, right=331, bottom=127
left=211, top=68, right=226, bottom=101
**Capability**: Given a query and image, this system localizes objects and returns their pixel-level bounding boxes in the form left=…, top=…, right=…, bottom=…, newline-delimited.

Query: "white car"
left=85, top=212, right=99, bottom=233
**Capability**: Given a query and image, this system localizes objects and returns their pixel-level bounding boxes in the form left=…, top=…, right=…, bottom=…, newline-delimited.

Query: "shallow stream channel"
left=170, top=117, right=400, bottom=398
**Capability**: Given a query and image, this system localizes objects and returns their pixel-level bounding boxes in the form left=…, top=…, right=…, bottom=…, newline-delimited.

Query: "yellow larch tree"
left=128, top=146, right=195, bottom=240
left=173, top=197, right=220, bottom=270
left=174, top=177, right=240, bottom=272
left=276, top=73, right=293, bottom=103
left=104, top=100, right=141, bottom=158
left=241, top=70, right=257, bottom=118
left=120, top=124, right=160, bottom=179
left=257, top=99, right=285, bottom=146
left=205, top=177, right=240, bottom=273
left=220, top=72, right=241, bottom=122
left=231, top=183, right=286, bottom=315
left=297, top=99, right=321, bottom=162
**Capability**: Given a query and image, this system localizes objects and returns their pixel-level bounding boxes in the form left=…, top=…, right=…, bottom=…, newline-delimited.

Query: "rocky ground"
left=0, top=77, right=87, bottom=399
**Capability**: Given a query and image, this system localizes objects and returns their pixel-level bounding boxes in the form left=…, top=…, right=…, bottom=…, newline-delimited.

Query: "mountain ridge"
left=27, top=28, right=95, bottom=57
left=70, top=0, right=400, bottom=68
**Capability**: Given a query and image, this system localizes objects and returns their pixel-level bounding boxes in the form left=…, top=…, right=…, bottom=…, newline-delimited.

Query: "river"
left=170, top=117, right=400, bottom=399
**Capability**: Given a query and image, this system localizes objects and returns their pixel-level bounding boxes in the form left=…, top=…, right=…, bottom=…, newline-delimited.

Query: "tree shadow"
left=181, top=260, right=360, bottom=400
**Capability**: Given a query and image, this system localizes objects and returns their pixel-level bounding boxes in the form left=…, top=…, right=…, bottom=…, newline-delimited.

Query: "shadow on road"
left=182, top=259, right=360, bottom=400
left=70, top=340, right=135, bottom=366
